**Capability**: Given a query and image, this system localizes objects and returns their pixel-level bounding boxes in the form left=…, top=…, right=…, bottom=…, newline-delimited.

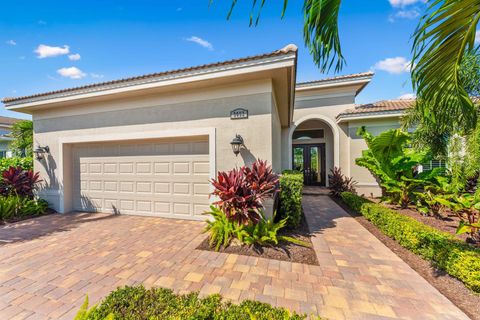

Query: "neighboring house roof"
left=0, top=116, right=22, bottom=126
left=337, top=99, right=415, bottom=121
left=2, top=44, right=298, bottom=106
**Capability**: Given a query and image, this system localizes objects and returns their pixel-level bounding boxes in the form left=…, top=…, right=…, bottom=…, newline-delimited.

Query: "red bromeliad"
left=210, top=160, right=279, bottom=225
left=0, top=166, right=42, bottom=198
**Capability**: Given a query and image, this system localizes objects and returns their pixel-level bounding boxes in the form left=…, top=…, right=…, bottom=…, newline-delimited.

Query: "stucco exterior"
left=4, top=45, right=404, bottom=216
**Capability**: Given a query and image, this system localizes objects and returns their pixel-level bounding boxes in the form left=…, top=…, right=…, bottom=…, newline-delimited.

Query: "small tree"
left=9, top=120, right=33, bottom=157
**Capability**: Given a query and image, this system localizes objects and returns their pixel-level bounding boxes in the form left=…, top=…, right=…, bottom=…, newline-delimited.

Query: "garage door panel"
left=73, top=138, right=210, bottom=219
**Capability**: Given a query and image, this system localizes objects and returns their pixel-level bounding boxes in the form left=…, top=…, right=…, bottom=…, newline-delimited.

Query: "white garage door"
left=72, top=137, right=211, bottom=219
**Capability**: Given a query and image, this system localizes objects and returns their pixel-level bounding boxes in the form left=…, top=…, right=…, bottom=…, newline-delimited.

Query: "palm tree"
left=217, top=0, right=480, bottom=132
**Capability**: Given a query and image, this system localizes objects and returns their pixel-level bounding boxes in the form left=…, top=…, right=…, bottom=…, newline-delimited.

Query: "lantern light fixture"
left=230, top=134, right=244, bottom=156
left=33, top=146, right=50, bottom=160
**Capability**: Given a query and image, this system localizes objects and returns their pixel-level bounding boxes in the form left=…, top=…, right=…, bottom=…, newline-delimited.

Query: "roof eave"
left=295, top=75, right=373, bottom=97
left=336, top=110, right=405, bottom=123
left=5, top=51, right=297, bottom=112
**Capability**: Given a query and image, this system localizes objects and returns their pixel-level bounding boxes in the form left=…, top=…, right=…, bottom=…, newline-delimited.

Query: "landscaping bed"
left=383, top=203, right=474, bottom=243
left=75, top=285, right=312, bottom=320
left=198, top=163, right=318, bottom=265
left=197, top=213, right=319, bottom=265
left=335, top=193, right=480, bottom=320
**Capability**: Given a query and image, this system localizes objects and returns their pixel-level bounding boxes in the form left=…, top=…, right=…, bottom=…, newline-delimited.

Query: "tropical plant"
left=235, top=212, right=309, bottom=247
left=9, top=120, right=33, bottom=157
left=0, top=166, right=41, bottom=198
left=435, top=193, right=480, bottom=241
left=355, top=127, right=431, bottom=207
left=210, top=159, right=278, bottom=225
left=328, top=166, right=356, bottom=197
left=204, top=207, right=309, bottom=250
left=204, top=206, right=237, bottom=251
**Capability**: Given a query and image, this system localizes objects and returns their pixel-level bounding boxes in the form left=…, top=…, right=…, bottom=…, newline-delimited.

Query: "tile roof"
left=0, top=116, right=22, bottom=126
left=3, top=44, right=298, bottom=105
left=338, top=99, right=415, bottom=118
left=296, top=72, right=374, bottom=87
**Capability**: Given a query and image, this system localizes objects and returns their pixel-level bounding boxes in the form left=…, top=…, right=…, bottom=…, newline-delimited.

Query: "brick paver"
left=0, top=195, right=469, bottom=319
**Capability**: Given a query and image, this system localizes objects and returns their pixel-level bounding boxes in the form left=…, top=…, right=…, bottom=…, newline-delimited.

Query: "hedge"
left=341, top=192, right=480, bottom=292
left=75, top=285, right=312, bottom=320
left=0, top=157, right=33, bottom=172
left=279, top=170, right=304, bottom=228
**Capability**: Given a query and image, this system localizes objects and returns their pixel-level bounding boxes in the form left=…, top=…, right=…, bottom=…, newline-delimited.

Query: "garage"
left=71, top=136, right=211, bottom=219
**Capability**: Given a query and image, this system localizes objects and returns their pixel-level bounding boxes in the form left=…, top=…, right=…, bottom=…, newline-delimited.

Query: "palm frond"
left=304, top=0, right=345, bottom=72
left=411, top=0, right=480, bottom=133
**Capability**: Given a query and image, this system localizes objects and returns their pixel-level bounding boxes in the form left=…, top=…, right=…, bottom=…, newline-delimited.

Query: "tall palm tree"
left=217, top=0, right=480, bottom=131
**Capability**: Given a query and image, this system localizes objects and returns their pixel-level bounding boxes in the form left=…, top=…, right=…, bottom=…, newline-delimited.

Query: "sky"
left=0, top=0, right=435, bottom=120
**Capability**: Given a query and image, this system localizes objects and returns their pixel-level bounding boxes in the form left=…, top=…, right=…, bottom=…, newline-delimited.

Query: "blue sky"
left=1, top=0, right=427, bottom=119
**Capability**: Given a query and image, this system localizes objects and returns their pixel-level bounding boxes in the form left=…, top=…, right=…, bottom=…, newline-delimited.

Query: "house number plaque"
left=230, top=108, right=248, bottom=120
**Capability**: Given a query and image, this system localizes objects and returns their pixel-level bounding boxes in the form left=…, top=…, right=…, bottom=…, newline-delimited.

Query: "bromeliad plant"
left=210, top=160, right=278, bottom=225
left=0, top=166, right=41, bottom=198
left=328, top=167, right=357, bottom=197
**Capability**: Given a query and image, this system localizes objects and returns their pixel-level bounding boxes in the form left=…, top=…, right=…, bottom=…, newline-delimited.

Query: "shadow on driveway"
left=0, top=212, right=119, bottom=245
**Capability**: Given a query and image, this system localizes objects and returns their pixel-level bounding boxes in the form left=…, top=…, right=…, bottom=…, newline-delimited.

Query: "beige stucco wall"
left=32, top=80, right=277, bottom=212
left=346, top=117, right=401, bottom=197
left=281, top=90, right=356, bottom=179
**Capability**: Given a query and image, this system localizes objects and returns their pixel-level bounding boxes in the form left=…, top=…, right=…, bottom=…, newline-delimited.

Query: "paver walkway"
left=0, top=195, right=469, bottom=320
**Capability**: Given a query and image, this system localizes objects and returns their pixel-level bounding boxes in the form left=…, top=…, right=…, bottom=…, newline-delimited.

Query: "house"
left=0, top=116, right=23, bottom=158
left=3, top=44, right=407, bottom=219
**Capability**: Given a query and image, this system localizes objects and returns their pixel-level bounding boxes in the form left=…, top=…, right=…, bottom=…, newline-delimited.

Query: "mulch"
left=197, top=214, right=319, bottom=265
left=331, top=196, right=480, bottom=320
left=0, top=208, right=56, bottom=225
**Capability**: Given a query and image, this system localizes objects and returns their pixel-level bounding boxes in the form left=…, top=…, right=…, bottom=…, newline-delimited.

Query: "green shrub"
left=0, top=196, right=48, bottom=221
left=0, top=157, right=33, bottom=172
left=279, top=170, right=303, bottom=228
left=341, top=192, right=480, bottom=292
left=204, top=206, right=309, bottom=250
left=77, top=285, right=310, bottom=320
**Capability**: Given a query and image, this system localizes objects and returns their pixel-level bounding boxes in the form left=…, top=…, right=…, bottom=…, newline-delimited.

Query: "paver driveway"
left=0, top=194, right=469, bottom=320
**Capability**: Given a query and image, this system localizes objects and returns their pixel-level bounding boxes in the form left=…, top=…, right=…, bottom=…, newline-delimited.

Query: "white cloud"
left=68, top=53, right=81, bottom=61
left=476, top=30, right=480, bottom=44
left=186, top=36, right=213, bottom=51
left=35, top=44, right=70, bottom=58
left=57, top=67, right=86, bottom=79
left=389, top=0, right=424, bottom=7
left=6, top=40, right=16, bottom=46
left=90, top=73, right=104, bottom=79
left=398, top=93, right=416, bottom=100
left=393, top=8, right=420, bottom=19
left=373, top=57, right=412, bottom=74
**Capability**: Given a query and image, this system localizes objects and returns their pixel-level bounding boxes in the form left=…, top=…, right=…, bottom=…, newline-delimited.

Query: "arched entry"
left=288, top=115, right=340, bottom=187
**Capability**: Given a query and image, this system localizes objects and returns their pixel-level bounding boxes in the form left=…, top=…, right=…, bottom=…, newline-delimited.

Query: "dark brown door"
left=292, top=144, right=326, bottom=186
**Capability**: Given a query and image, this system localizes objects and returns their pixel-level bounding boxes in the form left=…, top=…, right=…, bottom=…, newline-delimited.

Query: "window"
left=0, top=151, right=7, bottom=159
left=293, top=129, right=324, bottom=140
left=422, top=159, right=446, bottom=171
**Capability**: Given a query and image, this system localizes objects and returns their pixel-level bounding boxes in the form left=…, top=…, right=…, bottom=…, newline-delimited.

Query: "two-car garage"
left=71, top=136, right=211, bottom=220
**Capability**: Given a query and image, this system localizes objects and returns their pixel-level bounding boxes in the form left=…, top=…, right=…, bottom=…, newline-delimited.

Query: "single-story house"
left=0, top=116, right=23, bottom=158
left=3, top=44, right=410, bottom=219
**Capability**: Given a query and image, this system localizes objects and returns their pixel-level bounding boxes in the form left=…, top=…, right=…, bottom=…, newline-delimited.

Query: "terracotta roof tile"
left=3, top=44, right=298, bottom=105
left=338, top=99, right=415, bottom=117
left=0, top=116, right=23, bottom=125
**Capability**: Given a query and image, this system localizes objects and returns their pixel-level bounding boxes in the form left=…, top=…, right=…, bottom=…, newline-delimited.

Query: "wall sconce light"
left=33, top=146, right=50, bottom=160
left=230, top=134, right=244, bottom=156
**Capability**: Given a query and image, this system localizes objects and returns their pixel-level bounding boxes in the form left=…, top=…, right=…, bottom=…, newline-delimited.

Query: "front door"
left=292, top=144, right=326, bottom=186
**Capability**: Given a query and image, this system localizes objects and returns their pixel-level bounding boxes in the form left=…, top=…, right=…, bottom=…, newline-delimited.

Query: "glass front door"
left=292, top=144, right=326, bottom=186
